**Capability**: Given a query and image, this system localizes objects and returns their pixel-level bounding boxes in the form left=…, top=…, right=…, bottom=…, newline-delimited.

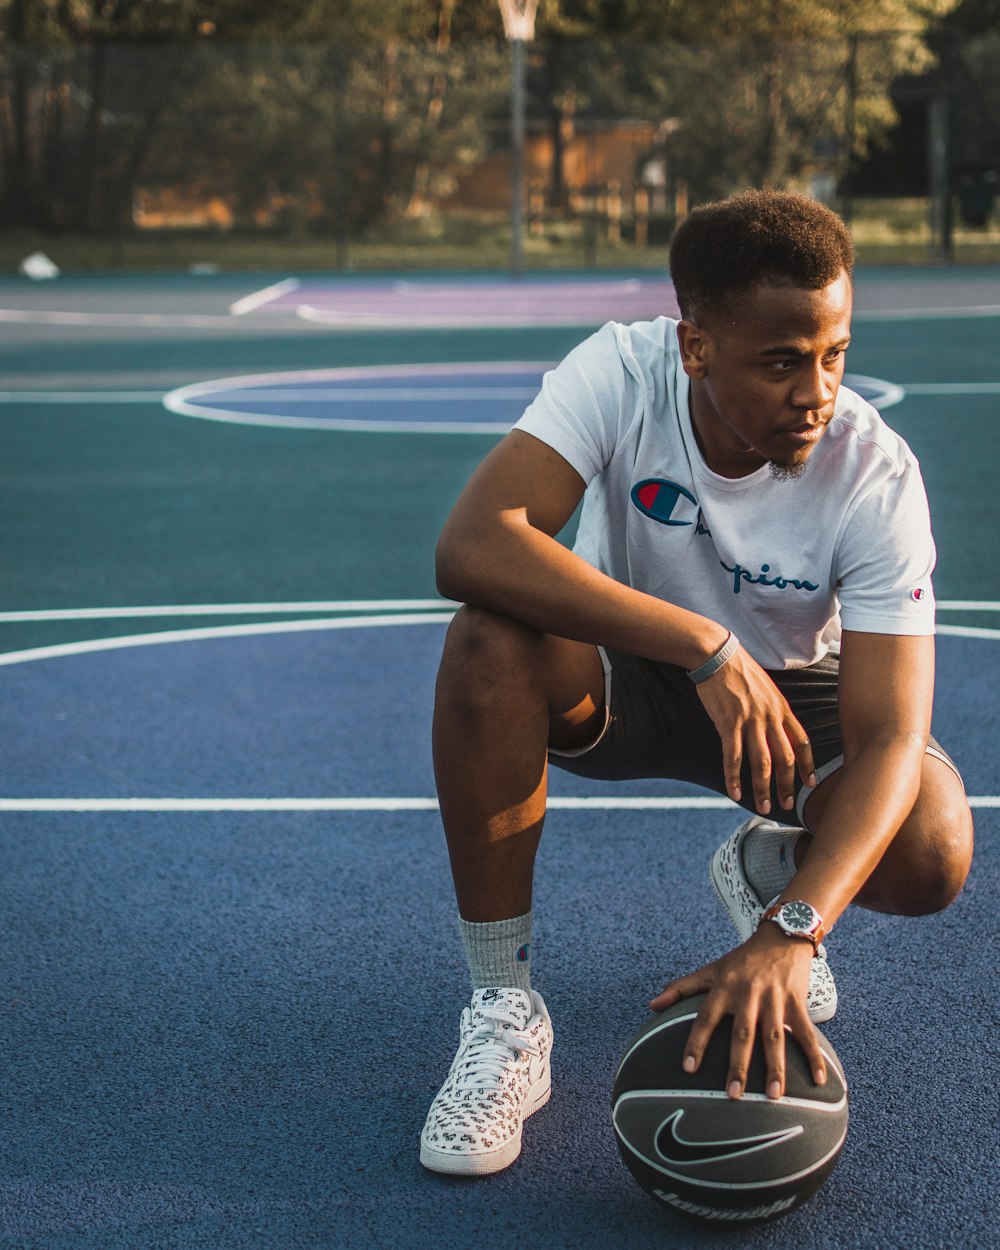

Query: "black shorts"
left=549, top=647, right=958, bottom=825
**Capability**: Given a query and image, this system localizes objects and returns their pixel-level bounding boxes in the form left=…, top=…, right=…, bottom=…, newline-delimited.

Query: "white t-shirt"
left=514, top=318, right=935, bottom=670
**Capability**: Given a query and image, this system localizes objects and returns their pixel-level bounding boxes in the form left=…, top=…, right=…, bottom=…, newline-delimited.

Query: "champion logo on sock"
left=516, top=944, right=530, bottom=963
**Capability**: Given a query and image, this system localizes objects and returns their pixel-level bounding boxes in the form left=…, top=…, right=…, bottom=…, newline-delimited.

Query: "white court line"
left=937, top=624, right=1000, bottom=640
left=296, top=305, right=640, bottom=329
left=229, top=278, right=301, bottom=316
left=388, top=279, right=647, bottom=294
left=0, top=612, right=455, bottom=669
left=301, top=303, right=1000, bottom=327
left=164, top=387, right=541, bottom=402
left=0, top=379, right=992, bottom=409
left=0, top=598, right=987, bottom=626
left=0, top=309, right=239, bottom=328
left=0, top=796, right=996, bottom=813
left=899, top=383, right=1000, bottom=394
left=853, top=305, right=1000, bottom=321
left=0, top=391, right=164, bottom=403
left=0, top=296, right=996, bottom=332
left=0, top=599, right=453, bottom=623
left=0, top=610, right=994, bottom=662
left=0, top=388, right=538, bottom=406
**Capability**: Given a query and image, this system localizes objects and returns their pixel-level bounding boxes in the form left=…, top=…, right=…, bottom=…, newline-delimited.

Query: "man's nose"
left=792, top=360, right=837, bottom=411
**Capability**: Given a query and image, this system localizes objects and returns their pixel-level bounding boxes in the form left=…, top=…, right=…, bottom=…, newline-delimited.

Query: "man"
left=419, top=189, right=973, bottom=1177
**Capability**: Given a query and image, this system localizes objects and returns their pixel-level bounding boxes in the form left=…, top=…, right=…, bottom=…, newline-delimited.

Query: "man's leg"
left=801, top=752, right=973, bottom=916
left=421, top=606, right=606, bottom=1177
left=433, top=605, right=607, bottom=923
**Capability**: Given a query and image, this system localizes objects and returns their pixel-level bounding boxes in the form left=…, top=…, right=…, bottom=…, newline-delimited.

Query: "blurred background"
left=1, top=0, right=999, bottom=274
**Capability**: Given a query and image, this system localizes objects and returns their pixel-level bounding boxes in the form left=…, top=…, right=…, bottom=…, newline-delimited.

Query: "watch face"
left=781, top=901, right=816, bottom=931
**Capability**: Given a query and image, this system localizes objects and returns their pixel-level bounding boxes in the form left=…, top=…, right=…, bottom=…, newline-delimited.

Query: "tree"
left=0, top=0, right=223, bottom=227
left=0, top=0, right=974, bottom=238
left=512, top=0, right=965, bottom=211
left=0, top=0, right=508, bottom=230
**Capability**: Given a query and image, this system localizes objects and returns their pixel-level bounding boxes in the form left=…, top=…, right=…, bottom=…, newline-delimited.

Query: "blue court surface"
left=0, top=270, right=998, bottom=1249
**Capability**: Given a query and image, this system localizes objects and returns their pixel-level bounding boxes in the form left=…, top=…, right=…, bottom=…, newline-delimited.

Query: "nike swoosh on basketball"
left=655, top=1110, right=803, bottom=1166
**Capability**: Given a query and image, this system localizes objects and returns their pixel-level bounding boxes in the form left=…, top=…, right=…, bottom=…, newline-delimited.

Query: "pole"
left=840, top=34, right=858, bottom=225
left=333, top=42, right=350, bottom=271
left=928, top=90, right=953, bottom=264
left=510, top=36, right=525, bottom=277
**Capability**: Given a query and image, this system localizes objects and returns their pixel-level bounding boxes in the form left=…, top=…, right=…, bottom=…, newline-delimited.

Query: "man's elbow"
left=435, top=528, right=480, bottom=603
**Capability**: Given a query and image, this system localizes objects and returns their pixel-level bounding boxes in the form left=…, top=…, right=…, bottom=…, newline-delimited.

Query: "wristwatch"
left=761, top=899, right=825, bottom=954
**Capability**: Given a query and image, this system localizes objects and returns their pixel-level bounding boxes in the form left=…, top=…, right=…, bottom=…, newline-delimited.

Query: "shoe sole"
left=709, top=821, right=760, bottom=942
left=709, top=826, right=838, bottom=1026
left=419, top=1067, right=551, bottom=1176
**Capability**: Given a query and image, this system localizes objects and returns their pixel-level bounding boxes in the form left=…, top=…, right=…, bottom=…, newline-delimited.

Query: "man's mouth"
left=779, top=420, right=826, bottom=444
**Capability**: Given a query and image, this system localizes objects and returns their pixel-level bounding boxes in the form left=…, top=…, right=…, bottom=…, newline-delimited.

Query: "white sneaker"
left=420, top=986, right=553, bottom=1175
left=710, top=816, right=838, bottom=1024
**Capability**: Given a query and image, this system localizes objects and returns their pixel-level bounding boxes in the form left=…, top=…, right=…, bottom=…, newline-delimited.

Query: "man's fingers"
left=759, top=1008, right=787, bottom=1100
left=745, top=727, right=773, bottom=816
left=650, top=969, right=712, bottom=1013
left=787, top=714, right=818, bottom=789
left=681, top=996, right=727, bottom=1077
left=787, top=1001, right=828, bottom=1088
left=721, top=727, right=743, bottom=804
left=767, top=725, right=799, bottom=814
left=725, top=1010, right=759, bottom=1099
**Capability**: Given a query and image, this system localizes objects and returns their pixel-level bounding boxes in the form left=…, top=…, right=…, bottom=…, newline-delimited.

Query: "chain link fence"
left=1, top=30, right=998, bottom=269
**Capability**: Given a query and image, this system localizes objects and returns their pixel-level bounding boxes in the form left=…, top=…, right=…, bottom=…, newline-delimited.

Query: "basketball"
left=612, top=994, right=848, bottom=1224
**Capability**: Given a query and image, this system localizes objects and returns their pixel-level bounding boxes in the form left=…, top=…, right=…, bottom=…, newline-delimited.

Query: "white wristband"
left=686, top=631, right=740, bottom=685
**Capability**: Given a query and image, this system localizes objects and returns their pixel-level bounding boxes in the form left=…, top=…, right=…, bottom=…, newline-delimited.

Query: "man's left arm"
left=651, top=629, right=934, bottom=1099
left=781, top=628, right=934, bottom=923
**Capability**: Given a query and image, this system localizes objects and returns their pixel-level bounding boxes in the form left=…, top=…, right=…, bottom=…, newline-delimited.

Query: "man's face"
left=679, top=270, right=853, bottom=479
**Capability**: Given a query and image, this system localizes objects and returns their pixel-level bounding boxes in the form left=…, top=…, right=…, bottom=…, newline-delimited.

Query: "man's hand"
left=649, top=926, right=827, bottom=1101
left=695, top=646, right=816, bottom=815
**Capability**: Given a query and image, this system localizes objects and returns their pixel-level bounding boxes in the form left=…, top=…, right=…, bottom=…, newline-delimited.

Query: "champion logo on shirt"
left=721, top=561, right=820, bottom=595
left=630, top=478, right=699, bottom=527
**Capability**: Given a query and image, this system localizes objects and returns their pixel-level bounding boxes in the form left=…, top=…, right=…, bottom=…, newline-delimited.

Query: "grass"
left=3, top=199, right=1000, bottom=274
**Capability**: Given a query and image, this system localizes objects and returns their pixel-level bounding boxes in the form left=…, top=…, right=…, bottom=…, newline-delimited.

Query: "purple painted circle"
left=163, top=365, right=904, bottom=434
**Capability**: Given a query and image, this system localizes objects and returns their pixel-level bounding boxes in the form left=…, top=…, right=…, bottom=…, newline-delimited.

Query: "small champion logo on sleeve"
left=910, top=587, right=928, bottom=602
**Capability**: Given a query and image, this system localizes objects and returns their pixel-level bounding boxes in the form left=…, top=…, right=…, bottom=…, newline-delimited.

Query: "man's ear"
left=676, top=319, right=712, bottom=380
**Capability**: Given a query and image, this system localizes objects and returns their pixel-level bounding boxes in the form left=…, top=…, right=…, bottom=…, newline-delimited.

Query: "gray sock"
left=459, top=912, right=532, bottom=993
left=743, top=822, right=803, bottom=905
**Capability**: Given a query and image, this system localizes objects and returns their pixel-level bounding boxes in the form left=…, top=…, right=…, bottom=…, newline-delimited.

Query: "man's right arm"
left=437, top=429, right=815, bottom=813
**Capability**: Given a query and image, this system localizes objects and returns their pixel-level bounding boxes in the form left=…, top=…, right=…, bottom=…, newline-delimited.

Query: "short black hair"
left=669, top=188, right=854, bottom=323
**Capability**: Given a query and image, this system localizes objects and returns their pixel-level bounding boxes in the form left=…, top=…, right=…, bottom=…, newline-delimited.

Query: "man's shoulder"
left=605, top=316, right=681, bottom=361
left=583, top=317, right=684, bottom=403
left=552, top=316, right=682, bottom=405
left=830, top=385, right=920, bottom=476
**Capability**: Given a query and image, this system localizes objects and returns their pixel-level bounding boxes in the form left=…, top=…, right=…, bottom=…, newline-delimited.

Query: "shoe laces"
left=454, top=1009, right=540, bottom=1089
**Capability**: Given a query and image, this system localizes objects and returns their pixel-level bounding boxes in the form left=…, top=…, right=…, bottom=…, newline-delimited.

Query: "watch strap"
left=761, top=901, right=825, bottom=954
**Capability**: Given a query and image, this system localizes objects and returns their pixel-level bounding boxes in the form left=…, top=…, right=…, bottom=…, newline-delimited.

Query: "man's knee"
left=436, top=607, right=605, bottom=741
left=436, top=607, right=544, bottom=711
left=440, top=605, right=543, bottom=668
left=869, top=776, right=974, bottom=917
left=903, top=789, right=974, bottom=916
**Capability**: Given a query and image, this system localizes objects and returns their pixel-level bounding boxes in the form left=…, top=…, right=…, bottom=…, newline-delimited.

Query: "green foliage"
left=136, top=40, right=508, bottom=232
left=0, top=0, right=982, bottom=235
